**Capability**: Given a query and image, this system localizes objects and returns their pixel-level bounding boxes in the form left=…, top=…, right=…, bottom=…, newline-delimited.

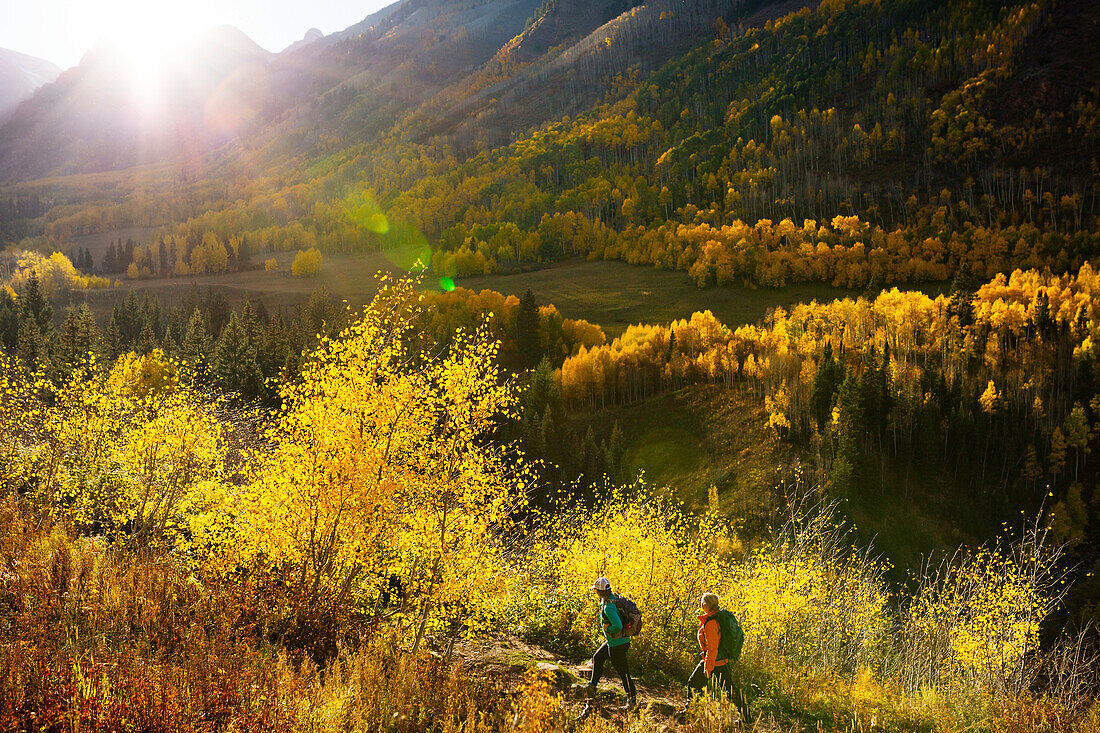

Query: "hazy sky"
left=2, top=0, right=394, bottom=69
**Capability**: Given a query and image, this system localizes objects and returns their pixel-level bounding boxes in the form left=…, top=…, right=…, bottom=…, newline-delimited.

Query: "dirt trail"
left=452, top=634, right=701, bottom=727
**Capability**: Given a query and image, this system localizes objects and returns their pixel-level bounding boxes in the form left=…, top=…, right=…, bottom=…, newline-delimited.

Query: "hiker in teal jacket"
left=583, top=577, right=637, bottom=710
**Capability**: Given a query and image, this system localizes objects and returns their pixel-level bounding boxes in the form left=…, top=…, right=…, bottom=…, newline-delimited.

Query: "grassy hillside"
left=456, top=261, right=941, bottom=337
left=575, top=384, right=795, bottom=513
left=573, top=384, right=972, bottom=587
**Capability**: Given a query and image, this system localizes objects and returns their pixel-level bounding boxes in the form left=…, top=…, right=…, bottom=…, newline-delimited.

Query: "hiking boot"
left=620, top=697, right=637, bottom=712
left=571, top=683, right=596, bottom=699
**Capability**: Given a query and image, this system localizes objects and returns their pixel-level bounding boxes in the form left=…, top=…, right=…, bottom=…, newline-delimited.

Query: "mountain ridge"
left=0, top=0, right=758, bottom=181
left=0, top=48, right=61, bottom=119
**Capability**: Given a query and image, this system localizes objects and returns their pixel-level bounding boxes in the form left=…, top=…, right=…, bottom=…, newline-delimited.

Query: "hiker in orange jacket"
left=686, top=592, right=735, bottom=696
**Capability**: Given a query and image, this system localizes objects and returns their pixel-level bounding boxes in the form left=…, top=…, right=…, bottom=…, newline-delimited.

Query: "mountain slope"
left=1, top=0, right=1097, bottom=293
left=0, top=26, right=272, bottom=180
left=371, top=0, right=1100, bottom=285
left=282, top=28, right=324, bottom=55
left=0, top=0, right=773, bottom=181
left=0, top=48, right=61, bottom=119
left=404, top=0, right=789, bottom=153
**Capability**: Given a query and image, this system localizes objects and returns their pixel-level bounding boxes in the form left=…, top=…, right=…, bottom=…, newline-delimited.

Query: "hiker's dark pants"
left=687, top=661, right=734, bottom=696
left=590, top=641, right=636, bottom=699
left=687, top=661, right=748, bottom=718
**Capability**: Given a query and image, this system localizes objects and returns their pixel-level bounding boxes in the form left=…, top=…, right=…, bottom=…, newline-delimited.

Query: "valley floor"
left=71, top=252, right=946, bottom=337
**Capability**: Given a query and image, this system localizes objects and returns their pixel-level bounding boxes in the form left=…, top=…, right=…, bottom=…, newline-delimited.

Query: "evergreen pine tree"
left=207, top=290, right=231, bottom=337
left=811, top=342, right=842, bottom=431
left=859, top=347, right=888, bottom=441
left=211, top=312, right=262, bottom=397
left=240, top=300, right=263, bottom=347
left=1033, top=291, right=1053, bottom=341
left=302, top=287, right=340, bottom=342
left=162, top=330, right=179, bottom=357
left=538, top=404, right=555, bottom=471
left=516, top=289, right=541, bottom=370
left=0, top=289, right=19, bottom=349
left=104, top=317, right=124, bottom=360
left=114, top=290, right=142, bottom=346
left=139, top=294, right=163, bottom=341
left=605, top=421, right=625, bottom=482
left=831, top=373, right=865, bottom=498
left=258, top=311, right=290, bottom=379
left=165, top=306, right=188, bottom=347
left=947, top=262, right=976, bottom=327
left=181, top=308, right=213, bottom=377
left=137, top=322, right=158, bottom=355
left=581, top=426, right=601, bottom=478
left=181, top=283, right=203, bottom=324
left=20, top=270, right=52, bottom=333
left=57, top=303, right=102, bottom=371
left=16, top=318, right=47, bottom=371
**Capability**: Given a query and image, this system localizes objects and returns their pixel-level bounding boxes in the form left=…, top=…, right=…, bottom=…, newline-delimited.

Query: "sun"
left=99, top=0, right=209, bottom=107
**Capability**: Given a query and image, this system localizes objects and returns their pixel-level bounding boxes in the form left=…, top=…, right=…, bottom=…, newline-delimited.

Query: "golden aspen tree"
left=291, top=247, right=323, bottom=277
left=0, top=355, right=47, bottom=492
left=212, top=276, right=527, bottom=640
left=35, top=351, right=224, bottom=548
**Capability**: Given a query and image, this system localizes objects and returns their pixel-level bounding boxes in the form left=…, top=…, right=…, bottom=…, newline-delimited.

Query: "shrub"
left=300, top=629, right=511, bottom=733
left=515, top=482, right=733, bottom=678
left=21, top=352, right=225, bottom=549
left=513, top=486, right=1092, bottom=731
left=895, top=517, right=1068, bottom=698
left=0, top=498, right=513, bottom=733
left=727, top=502, right=891, bottom=677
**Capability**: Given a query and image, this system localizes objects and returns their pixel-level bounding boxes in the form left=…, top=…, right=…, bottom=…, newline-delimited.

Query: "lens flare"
left=347, top=195, right=390, bottom=234
left=381, top=221, right=431, bottom=273
left=440, top=277, right=456, bottom=292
